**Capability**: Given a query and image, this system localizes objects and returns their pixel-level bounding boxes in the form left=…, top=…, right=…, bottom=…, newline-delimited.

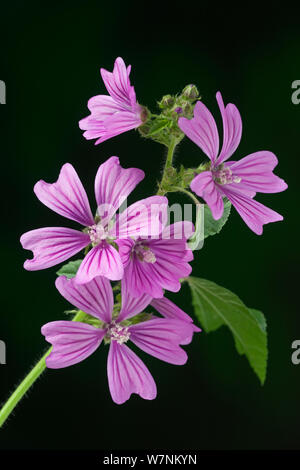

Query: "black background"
left=0, top=1, right=299, bottom=450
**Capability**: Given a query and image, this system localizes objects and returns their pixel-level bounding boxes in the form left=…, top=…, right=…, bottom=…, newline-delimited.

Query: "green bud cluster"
left=138, top=84, right=200, bottom=147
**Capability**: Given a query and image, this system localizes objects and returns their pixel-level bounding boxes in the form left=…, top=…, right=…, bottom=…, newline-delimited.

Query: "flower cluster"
left=19, top=56, right=287, bottom=407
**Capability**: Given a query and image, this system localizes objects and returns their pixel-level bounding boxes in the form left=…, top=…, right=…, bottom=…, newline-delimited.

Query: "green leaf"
left=187, top=277, right=268, bottom=384
left=204, top=200, right=231, bottom=239
left=188, top=199, right=231, bottom=250
left=147, top=119, right=171, bottom=136
left=249, top=308, right=267, bottom=332
left=56, top=259, right=83, bottom=279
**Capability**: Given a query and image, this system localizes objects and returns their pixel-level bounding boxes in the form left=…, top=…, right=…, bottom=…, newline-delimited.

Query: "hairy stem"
left=157, top=137, right=178, bottom=195
left=0, top=309, right=86, bottom=428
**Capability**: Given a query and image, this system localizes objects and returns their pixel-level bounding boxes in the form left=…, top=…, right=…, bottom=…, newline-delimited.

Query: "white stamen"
left=213, top=165, right=242, bottom=185
left=88, top=223, right=109, bottom=245
left=108, top=321, right=130, bottom=345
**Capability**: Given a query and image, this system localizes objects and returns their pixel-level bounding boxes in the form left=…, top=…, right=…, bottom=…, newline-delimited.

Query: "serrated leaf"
left=56, top=259, right=83, bottom=279
left=204, top=200, right=231, bottom=238
left=187, top=277, right=268, bottom=384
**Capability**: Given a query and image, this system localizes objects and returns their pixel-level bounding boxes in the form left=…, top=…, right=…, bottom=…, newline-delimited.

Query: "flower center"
left=88, top=223, right=109, bottom=246
left=212, top=164, right=241, bottom=185
left=134, top=242, right=156, bottom=263
left=108, top=321, right=130, bottom=345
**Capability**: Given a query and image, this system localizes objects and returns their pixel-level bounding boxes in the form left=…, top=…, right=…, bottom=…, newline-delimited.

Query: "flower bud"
left=140, top=105, right=150, bottom=123
left=159, top=94, right=175, bottom=108
left=174, top=106, right=183, bottom=115
left=182, top=84, right=199, bottom=100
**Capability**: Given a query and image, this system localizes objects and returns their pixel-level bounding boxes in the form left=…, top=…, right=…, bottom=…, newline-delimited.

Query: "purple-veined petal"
left=215, top=91, right=242, bottom=165
left=101, top=57, right=132, bottom=110
left=227, top=151, right=288, bottom=195
left=115, top=238, right=135, bottom=267
left=94, top=156, right=144, bottom=224
left=84, top=95, right=123, bottom=120
left=75, top=242, right=124, bottom=283
left=94, top=111, right=142, bottom=144
left=143, top=255, right=192, bottom=295
left=79, top=117, right=106, bottom=140
left=20, top=227, right=90, bottom=271
left=107, top=341, right=157, bottom=404
left=178, top=100, right=219, bottom=163
left=122, top=259, right=165, bottom=298
left=161, top=221, right=194, bottom=240
left=190, top=171, right=224, bottom=220
left=222, top=186, right=283, bottom=235
left=151, top=297, right=201, bottom=345
left=55, top=275, right=113, bottom=323
left=129, top=318, right=192, bottom=365
left=151, top=297, right=194, bottom=323
left=146, top=238, right=193, bottom=292
left=34, top=164, right=94, bottom=226
left=117, top=276, right=152, bottom=322
left=42, top=321, right=105, bottom=369
left=111, top=196, right=168, bottom=239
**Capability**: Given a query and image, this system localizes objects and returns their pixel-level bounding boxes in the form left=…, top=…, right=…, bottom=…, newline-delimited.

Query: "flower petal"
left=78, top=118, right=106, bottom=141
left=117, top=276, right=152, bottom=322
left=178, top=100, right=219, bottom=163
left=107, top=341, right=157, bottom=404
left=190, top=171, right=224, bottom=220
left=94, top=156, right=144, bottom=223
left=93, top=117, right=140, bottom=144
left=227, top=151, right=288, bottom=195
left=101, top=57, right=133, bottom=110
left=129, top=318, right=192, bottom=365
left=34, top=163, right=94, bottom=226
left=151, top=297, right=201, bottom=345
left=115, top=238, right=135, bottom=267
left=122, top=258, right=165, bottom=298
left=151, top=297, right=194, bottom=323
left=222, top=186, right=283, bottom=235
left=55, top=275, right=113, bottom=322
left=111, top=196, right=168, bottom=239
left=215, top=91, right=242, bottom=165
left=161, top=221, right=194, bottom=240
left=42, top=321, right=104, bottom=369
left=82, top=95, right=123, bottom=121
left=75, top=243, right=124, bottom=283
left=20, top=227, right=90, bottom=271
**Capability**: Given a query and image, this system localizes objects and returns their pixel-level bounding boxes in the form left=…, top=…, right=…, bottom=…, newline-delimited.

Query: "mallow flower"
left=79, top=57, right=146, bottom=144
left=41, top=275, right=199, bottom=404
left=117, top=221, right=194, bottom=298
left=20, top=157, right=167, bottom=283
left=178, top=92, right=288, bottom=235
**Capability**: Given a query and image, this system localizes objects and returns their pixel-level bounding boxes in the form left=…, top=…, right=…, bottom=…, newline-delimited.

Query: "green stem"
left=157, top=137, right=178, bottom=195
left=173, top=186, right=201, bottom=205
left=0, top=309, right=86, bottom=428
left=165, top=137, right=177, bottom=171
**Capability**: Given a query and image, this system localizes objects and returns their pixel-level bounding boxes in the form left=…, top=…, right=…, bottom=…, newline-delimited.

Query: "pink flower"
left=178, top=92, right=288, bottom=235
left=79, top=57, right=145, bottom=145
left=20, top=157, right=167, bottom=283
left=116, top=222, right=194, bottom=298
left=41, top=275, right=199, bottom=404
